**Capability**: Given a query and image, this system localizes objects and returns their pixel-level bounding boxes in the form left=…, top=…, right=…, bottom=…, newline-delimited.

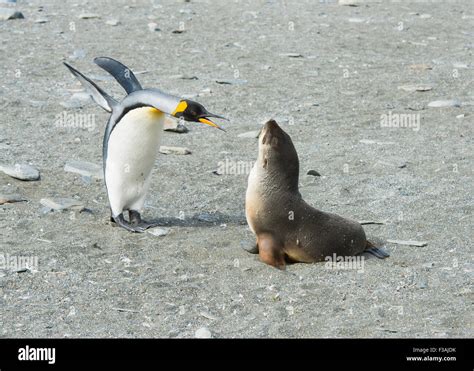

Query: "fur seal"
left=245, top=119, right=388, bottom=269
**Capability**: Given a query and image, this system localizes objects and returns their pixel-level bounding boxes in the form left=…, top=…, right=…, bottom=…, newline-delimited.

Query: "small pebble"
left=0, top=163, right=40, bottom=181
left=280, top=53, right=303, bottom=58
left=159, top=146, right=191, bottom=155
left=147, top=227, right=169, bottom=237
left=40, top=198, right=84, bottom=211
left=34, top=18, right=49, bottom=24
left=427, top=99, right=461, bottom=108
left=195, top=327, right=212, bottom=339
left=215, top=79, right=247, bottom=85
left=198, top=88, right=212, bottom=97
left=409, top=64, right=432, bottom=71
left=105, top=19, right=119, bottom=26
left=398, top=84, right=432, bottom=92
left=348, top=17, right=365, bottom=23
left=163, top=117, right=189, bottom=133
left=452, top=62, right=469, bottom=69
left=307, top=170, right=321, bottom=177
left=386, top=239, right=428, bottom=247
left=148, top=22, right=160, bottom=32
left=78, top=13, right=100, bottom=20
left=0, top=194, right=26, bottom=205
left=338, top=0, right=360, bottom=6
left=0, top=8, right=24, bottom=20
left=417, top=281, right=428, bottom=289
left=61, top=92, right=92, bottom=109
left=64, top=160, right=103, bottom=179
left=199, top=311, right=218, bottom=320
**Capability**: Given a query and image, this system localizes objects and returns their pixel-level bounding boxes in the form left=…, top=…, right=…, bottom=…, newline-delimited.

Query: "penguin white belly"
left=245, top=162, right=259, bottom=234
left=105, top=107, right=164, bottom=216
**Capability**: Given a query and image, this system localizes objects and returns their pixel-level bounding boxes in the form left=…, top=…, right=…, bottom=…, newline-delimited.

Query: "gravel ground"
left=0, top=0, right=472, bottom=338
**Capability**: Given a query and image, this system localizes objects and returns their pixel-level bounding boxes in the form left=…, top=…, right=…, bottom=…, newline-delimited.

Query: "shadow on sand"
left=142, top=211, right=247, bottom=228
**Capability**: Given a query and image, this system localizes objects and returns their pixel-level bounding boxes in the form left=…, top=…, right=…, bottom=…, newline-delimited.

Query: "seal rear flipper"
left=94, top=57, right=143, bottom=94
left=63, top=62, right=118, bottom=112
left=361, top=241, right=390, bottom=259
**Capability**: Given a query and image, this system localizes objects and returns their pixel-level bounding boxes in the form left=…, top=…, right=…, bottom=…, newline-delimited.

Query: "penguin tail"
left=94, top=57, right=143, bottom=94
left=362, top=240, right=390, bottom=259
left=63, top=62, right=118, bottom=113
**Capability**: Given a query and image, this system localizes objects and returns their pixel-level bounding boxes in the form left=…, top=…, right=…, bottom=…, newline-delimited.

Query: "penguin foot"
left=128, top=210, right=161, bottom=230
left=113, top=213, right=147, bottom=233
left=129, top=210, right=142, bottom=226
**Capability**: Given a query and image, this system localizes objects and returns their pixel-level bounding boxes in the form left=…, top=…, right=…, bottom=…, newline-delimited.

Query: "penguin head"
left=172, top=99, right=227, bottom=131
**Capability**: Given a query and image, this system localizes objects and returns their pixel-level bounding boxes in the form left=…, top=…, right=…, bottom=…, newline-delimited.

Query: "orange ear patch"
left=171, top=100, right=188, bottom=116
left=148, top=107, right=163, bottom=116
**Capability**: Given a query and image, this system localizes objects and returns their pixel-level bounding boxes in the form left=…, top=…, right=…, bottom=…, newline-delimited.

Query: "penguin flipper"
left=63, top=62, right=117, bottom=112
left=94, top=57, right=143, bottom=94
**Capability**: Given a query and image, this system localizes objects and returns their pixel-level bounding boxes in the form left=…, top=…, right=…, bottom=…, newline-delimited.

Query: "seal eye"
left=262, top=132, right=272, bottom=145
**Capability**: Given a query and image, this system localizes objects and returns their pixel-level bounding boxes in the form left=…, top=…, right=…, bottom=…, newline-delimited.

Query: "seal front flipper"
left=94, top=57, right=143, bottom=94
left=257, top=233, right=286, bottom=269
left=361, top=241, right=390, bottom=259
left=63, top=62, right=118, bottom=112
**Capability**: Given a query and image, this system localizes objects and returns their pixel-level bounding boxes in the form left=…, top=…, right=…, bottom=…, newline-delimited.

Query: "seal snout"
left=264, top=119, right=280, bottom=132
left=261, top=119, right=283, bottom=145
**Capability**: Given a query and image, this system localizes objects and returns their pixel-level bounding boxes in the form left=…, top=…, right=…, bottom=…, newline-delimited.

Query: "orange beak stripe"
left=198, top=117, right=225, bottom=131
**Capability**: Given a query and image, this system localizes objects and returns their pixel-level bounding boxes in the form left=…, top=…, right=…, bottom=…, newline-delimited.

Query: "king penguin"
left=64, top=57, right=226, bottom=232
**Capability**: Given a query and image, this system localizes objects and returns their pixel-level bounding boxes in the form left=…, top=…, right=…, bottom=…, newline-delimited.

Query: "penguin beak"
left=198, top=113, right=228, bottom=132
